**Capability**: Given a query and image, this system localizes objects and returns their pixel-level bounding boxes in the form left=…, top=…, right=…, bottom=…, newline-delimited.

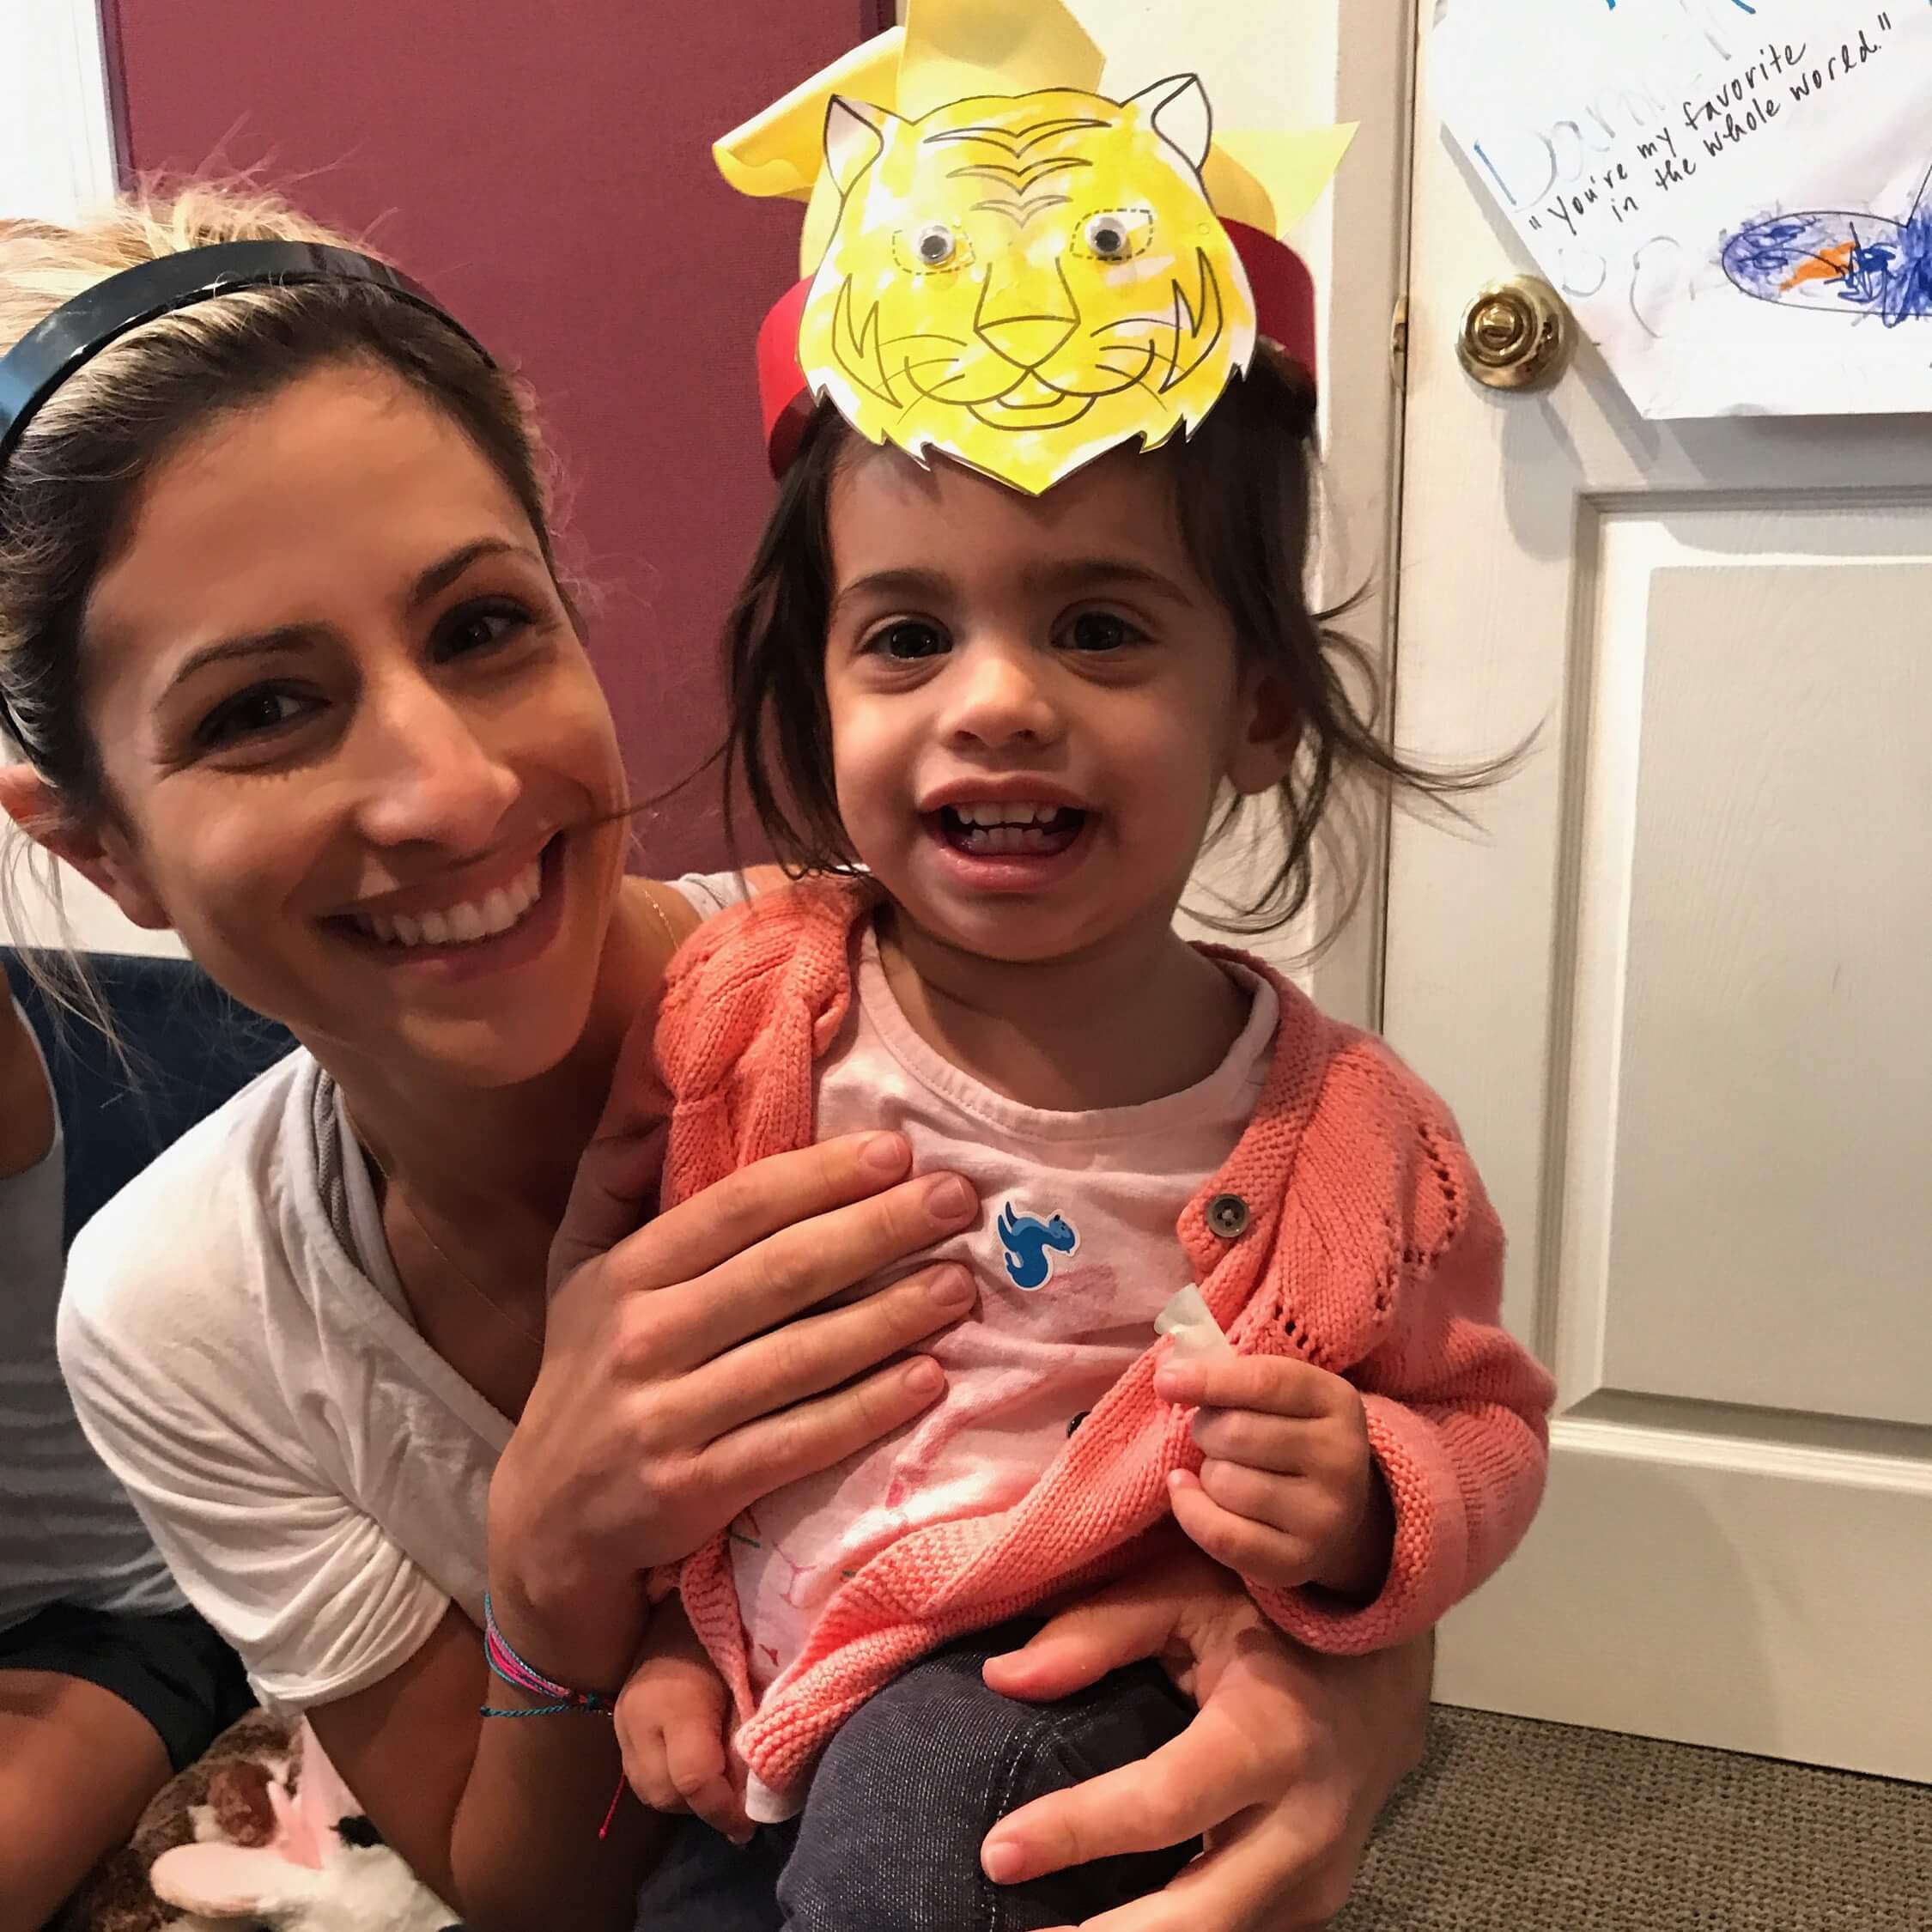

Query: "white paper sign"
left=1432, top=0, right=1932, bottom=418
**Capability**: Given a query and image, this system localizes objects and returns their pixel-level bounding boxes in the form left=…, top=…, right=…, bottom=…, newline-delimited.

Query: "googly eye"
left=1084, top=213, right=1133, bottom=260
left=913, top=222, right=958, bottom=268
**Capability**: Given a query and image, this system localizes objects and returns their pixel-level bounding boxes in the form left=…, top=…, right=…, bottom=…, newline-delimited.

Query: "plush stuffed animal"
left=57, top=1710, right=293, bottom=1932
left=58, top=1710, right=458, bottom=1932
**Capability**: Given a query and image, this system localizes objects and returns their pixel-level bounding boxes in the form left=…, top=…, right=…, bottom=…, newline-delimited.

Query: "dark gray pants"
left=634, top=1619, right=1198, bottom=1931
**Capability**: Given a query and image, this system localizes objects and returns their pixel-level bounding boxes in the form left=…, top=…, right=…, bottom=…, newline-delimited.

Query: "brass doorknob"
left=1456, top=276, right=1574, bottom=392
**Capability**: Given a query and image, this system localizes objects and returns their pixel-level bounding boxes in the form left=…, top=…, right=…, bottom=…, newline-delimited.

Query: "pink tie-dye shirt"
left=654, top=878, right=1552, bottom=1817
left=729, top=924, right=1279, bottom=1704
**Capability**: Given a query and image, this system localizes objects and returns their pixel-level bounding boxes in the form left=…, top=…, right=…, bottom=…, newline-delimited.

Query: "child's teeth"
left=952, top=802, right=1071, bottom=829
left=958, top=823, right=1072, bottom=854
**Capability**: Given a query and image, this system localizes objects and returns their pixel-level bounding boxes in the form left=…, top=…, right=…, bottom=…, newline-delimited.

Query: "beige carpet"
left=1332, top=1706, right=1930, bottom=1931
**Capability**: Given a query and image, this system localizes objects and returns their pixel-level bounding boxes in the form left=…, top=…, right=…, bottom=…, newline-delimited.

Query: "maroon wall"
left=106, top=0, right=872, bottom=872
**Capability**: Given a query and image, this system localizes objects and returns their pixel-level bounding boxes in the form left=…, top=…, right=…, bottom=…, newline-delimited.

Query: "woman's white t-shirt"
left=56, top=872, right=746, bottom=1712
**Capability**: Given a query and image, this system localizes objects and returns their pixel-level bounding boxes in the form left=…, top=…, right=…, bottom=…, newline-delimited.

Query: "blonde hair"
left=0, top=181, right=556, bottom=1007
left=0, top=181, right=343, bottom=335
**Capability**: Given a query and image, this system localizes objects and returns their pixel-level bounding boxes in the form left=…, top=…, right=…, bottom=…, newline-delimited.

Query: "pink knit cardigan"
left=655, top=878, right=1553, bottom=1806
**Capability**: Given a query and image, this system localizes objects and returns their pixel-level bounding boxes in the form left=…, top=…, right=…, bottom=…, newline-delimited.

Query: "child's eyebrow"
left=830, top=568, right=952, bottom=617
left=830, top=556, right=1191, bottom=619
left=1018, top=556, right=1191, bottom=604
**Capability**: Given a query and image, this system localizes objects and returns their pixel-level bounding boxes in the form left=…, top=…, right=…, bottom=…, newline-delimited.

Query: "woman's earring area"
left=0, top=768, right=172, bottom=927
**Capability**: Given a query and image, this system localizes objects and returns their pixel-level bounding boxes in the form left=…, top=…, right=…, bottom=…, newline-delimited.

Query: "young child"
left=618, top=22, right=1556, bottom=1929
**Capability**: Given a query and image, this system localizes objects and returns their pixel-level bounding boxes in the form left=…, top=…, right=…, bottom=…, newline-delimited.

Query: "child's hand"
left=1153, top=1354, right=1394, bottom=1601
left=614, top=1600, right=751, bottom=1844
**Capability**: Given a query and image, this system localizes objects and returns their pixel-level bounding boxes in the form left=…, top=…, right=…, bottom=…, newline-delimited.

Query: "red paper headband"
left=756, top=218, right=1317, bottom=478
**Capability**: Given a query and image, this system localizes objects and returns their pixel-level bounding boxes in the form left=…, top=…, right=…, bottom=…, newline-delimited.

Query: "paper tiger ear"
left=824, top=95, right=898, bottom=196
left=1128, top=74, right=1213, bottom=172
left=1126, top=73, right=1212, bottom=172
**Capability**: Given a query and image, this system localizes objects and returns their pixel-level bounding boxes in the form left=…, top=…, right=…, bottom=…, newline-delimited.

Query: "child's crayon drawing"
left=1722, top=162, right=1932, bottom=325
left=1431, top=0, right=1932, bottom=416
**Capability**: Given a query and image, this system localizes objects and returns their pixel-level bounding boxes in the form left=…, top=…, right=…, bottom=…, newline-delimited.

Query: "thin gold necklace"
left=359, top=1139, right=546, bottom=1352
left=638, top=878, right=682, bottom=954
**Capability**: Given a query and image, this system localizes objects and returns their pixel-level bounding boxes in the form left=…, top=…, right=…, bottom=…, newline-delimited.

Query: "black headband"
left=0, top=239, right=494, bottom=477
left=0, top=240, right=493, bottom=760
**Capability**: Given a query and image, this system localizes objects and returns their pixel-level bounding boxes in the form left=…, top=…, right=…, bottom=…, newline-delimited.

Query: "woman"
left=0, top=188, right=1428, bottom=1932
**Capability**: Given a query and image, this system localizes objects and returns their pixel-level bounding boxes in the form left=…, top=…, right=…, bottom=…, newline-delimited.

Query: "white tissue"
left=744, top=1770, right=801, bottom=1825
left=1154, top=1284, right=1236, bottom=1363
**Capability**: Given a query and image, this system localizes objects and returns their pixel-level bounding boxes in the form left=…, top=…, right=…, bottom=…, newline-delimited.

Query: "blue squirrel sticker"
left=997, top=1202, right=1079, bottom=1291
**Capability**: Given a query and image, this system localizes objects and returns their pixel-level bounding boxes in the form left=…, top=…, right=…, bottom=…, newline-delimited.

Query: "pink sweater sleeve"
left=1246, top=1071, right=1554, bottom=1654
left=648, top=879, right=867, bottom=1722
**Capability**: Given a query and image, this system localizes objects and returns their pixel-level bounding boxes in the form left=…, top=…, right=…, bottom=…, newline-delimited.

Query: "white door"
left=1386, top=9, right=1932, bottom=1780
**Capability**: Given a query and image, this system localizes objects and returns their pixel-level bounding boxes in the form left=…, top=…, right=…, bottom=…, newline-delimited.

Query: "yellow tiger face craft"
left=799, top=76, right=1257, bottom=495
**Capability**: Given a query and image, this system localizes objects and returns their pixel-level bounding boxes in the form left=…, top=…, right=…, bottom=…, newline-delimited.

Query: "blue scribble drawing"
left=996, top=1203, right=1079, bottom=1291
left=1722, top=161, right=1932, bottom=325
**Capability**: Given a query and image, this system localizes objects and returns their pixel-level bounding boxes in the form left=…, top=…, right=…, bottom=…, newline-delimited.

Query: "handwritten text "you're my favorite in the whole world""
left=1492, top=11, right=1900, bottom=243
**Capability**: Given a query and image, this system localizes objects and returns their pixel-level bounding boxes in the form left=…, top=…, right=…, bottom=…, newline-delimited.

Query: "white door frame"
left=0, top=0, right=117, bottom=223
left=1179, top=0, right=1419, bottom=1033
left=1303, top=2, right=1415, bottom=1033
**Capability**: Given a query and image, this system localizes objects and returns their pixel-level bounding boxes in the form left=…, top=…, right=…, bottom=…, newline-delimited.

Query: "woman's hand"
left=977, top=1547, right=1430, bottom=1931
left=489, top=1013, right=980, bottom=1692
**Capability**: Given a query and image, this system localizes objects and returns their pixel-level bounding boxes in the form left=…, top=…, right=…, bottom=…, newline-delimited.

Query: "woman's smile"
left=348, top=851, right=544, bottom=948
left=331, top=829, right=571, bottom=982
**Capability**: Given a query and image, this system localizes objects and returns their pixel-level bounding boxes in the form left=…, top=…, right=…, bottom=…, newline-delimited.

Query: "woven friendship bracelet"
left=480, top=1596, right=633, bottom=1840
left=480, top=1593, right=619, bottom=1719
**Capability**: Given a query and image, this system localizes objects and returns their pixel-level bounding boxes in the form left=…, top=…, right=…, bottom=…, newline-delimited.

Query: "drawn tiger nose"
left=979, top=314, right=1078, bottom=368
left=976, top=253, right=1080, bottom=369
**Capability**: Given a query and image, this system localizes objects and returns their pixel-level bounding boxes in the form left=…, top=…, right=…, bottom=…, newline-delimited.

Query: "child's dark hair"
left=720, top=349, right=1495, bottom=937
